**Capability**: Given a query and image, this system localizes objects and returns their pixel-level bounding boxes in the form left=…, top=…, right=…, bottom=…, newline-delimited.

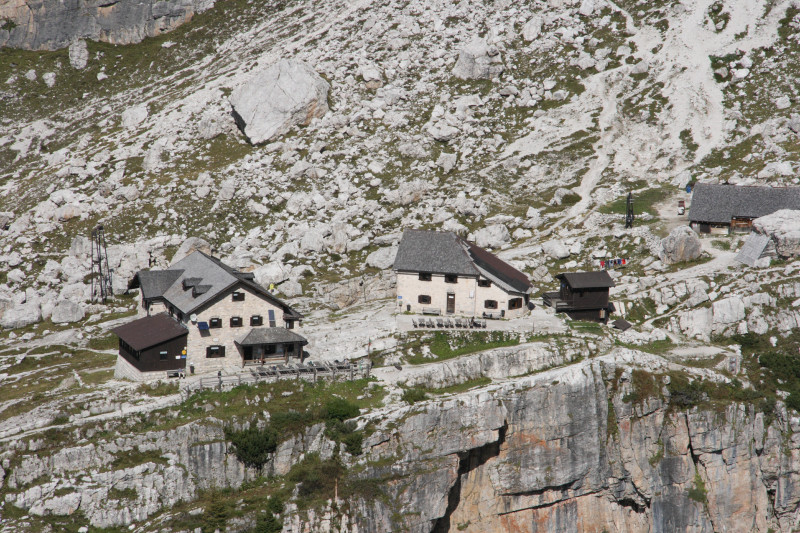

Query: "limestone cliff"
left=0, top=0, right=215, bottom=50
left=4, top=352, right=800, bottom=532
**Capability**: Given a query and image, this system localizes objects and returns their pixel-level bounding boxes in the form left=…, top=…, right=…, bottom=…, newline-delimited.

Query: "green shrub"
left=322, top=398, right=360, bottom=421
left=266, top=494, right=285, bottom=516
left=225, top=425, right=278, bottom=471
left=687, top=472, right=707, bottom=504
left=341, top=431, right=364, bottom=456
left=622, top=369, right=660, bottom=404
left=252, top=514, right=283, bottom=533
left=287, top=453, right=345, bottom=505
left=401, top=387, right=427, bottom=404
left=202, top=498, right=231, bottom=533
left=759, top=352, right=800, bottom=380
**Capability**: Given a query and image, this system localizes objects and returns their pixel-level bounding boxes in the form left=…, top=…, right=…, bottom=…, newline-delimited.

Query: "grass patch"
left=688, top=472, right=708, bottom=504
left=137, top=381, right=179, bottom=397
left=405, top=331, right=520, bottom=364
left=111, top=449, right=168, bottom=470
left=598, top=186, right=668, bottom=218
left=568, top=320, right=605, bottom=336
left=427, top=377, right=492, bottom=395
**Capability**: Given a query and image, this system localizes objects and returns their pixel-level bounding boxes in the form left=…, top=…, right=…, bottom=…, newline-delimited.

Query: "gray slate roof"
left=393, top=230, right=479, bottom=276
left=135, top=251, right=302, bottom=317
left=689, top=183, right=800, bottom=224
left=236, top=327, right=308, bottom=346
left=137, top=270, right=183, bottom=300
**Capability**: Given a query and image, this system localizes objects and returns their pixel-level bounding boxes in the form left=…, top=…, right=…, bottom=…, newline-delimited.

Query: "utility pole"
left=625, top=192, right=635, bottom=229
left=90, top=225, right=113, bottom=303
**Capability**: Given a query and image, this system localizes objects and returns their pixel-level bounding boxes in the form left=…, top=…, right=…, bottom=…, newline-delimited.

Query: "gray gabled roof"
left=689, top=183, right=800, bottom=224
left=236, top=327, right=308, bottom=346
left=393, top=230, right=479, bottom=276
left=136, top=270, right=183, bottom=300
left=135, top=251, right=302, bottom=318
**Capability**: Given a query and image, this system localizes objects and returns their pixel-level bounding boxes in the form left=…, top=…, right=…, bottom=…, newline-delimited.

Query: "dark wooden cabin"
left=543, top=271, right=615, bottom=323
left=112, top=313, right=188, bottom=374
left=688, top=183, right=800, bottom=234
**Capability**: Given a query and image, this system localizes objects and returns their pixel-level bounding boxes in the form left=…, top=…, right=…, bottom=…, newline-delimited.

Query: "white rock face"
left=68, top=39, right=88, bottom=69
left=121, top=105, right=149, bottom=130
left=253, top=262, right=289, bottom=287
left=50, top=300, right=85, bottom=324
left=1, top=302, right=41, bottom=329
left=452, top=38, right=504, bottom=80
left=543, top=240, right=570, bottom=260
left=366, top=246, right=397, bottom=269
left=474, top=224, right=510, bottom=249
left=171, top=237, right=212, bottom=263
left=230, top=60, right=330, bottom=144
left=522, top=17, right=543, bottom=41
left=658, top=226, right=702, bottom=264
left=752, top=209, right=800, bottom=257
left=712, top=296, right=746, bottom=325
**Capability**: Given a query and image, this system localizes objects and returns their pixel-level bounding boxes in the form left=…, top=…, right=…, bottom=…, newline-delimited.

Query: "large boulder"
left=752, top=209, right=800, bottom=257
left=0, top=302, right=41, bottom=329
left=171, top=237, right=212, bottom=263
left=473, top=225, right=510, bottom=249
left=542, top=240, right=570, bottom=260
left=658, top=226, right=702, bottom=264
left=452, top=38, right=504, bottom=80
left=51, top=300, right=85, bottom=324
left=366, top=246, right=398, bottom=270
left=230, top=60, right=330, bottom=144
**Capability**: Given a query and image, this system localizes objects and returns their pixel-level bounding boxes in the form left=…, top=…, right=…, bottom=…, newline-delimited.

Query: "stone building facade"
left=393, top=229, right=532, bottom=318
left=120, top=251, right=305, bottom=379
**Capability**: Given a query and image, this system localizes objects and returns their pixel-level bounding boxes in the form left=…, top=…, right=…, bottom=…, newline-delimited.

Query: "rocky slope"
left=3, top=0, right=800, bottom=530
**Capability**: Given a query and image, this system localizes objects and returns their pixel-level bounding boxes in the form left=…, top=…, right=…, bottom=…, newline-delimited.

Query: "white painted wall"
left=396, top=272, right=528, bottom=318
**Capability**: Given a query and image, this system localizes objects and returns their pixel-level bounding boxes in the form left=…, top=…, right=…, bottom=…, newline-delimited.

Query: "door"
left=447, top=293, right=455, bottom=314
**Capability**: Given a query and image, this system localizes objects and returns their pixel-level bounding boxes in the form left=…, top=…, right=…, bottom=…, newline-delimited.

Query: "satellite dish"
left=190, top=314, right=198, bottom=323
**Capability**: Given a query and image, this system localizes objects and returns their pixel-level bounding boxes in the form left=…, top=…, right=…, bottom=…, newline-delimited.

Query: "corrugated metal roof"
left=236, top=327, right=308, bottom=346
left=557, top=271, right=616, bottom=289
left=393, top=230, right=478, bottom=276
left=689, top=183, right=800, bottom=224
left=112, top=313, right=188, bottom=351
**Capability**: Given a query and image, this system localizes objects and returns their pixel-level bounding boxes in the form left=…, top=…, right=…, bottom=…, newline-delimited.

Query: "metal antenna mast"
left=90, top=225, right=113, bottom=303
left=625, top=192, right=635, bottom=229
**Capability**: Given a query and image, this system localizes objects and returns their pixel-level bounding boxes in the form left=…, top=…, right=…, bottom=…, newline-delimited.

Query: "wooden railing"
left=180, top=361, right=371, bottom=398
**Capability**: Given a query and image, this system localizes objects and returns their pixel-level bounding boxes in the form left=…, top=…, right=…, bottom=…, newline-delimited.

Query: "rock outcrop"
left=452, top=38, right=504, bottom=80
left=658, top=226, right=703, bottom=264
left=229, top=60, right=330, bottom=145
left=753, top=209, right=800, bottom=257
left=0, top=0, right=216, bottom=50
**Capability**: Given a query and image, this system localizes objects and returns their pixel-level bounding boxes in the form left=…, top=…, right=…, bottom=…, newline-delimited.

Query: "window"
left=285, top=320, right=295, bottom=330
left=508, top=298, right=523, bottom=310
left=478, top=279, right=491, bottom=287
left=206, top=345, right=225, bottom=358
left=232, top=291, right=245, bottom=301
left=484, top=300, right=498, bottom=309
left=159, top=351, right=168, bottom=361
left=209, top=317, right=222, bottom=329
left=251, top=315, right=263, bottom=326
left=230, top=316, right=243, bottom=327
left=445, top=274, right=458, bottom=284
left=418, top=295, right=432, bottom=304
left=419, top=272, right=432, bottom=281
left=268, top=310, right=276, bottom=328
